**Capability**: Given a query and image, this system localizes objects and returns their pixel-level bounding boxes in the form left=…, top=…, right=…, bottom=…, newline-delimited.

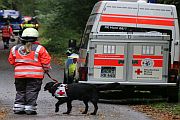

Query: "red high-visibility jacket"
left=2, top=26, right=13, bottom=38
left=8, top=44, right=51, bottom=78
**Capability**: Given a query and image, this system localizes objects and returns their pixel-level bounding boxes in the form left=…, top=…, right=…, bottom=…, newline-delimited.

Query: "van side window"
left=142, top=45, right=155, bottom=55
left=103, top=45, right=116, bottom=54
left=80, top=25, right=93, bottom=48
left=100, top=25, right=172, bottom=36
left=94, top=44, right=116, bottom=54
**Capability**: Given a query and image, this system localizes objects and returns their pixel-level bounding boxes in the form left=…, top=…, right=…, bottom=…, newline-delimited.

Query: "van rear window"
left=100, top=25, right=172, bottom=35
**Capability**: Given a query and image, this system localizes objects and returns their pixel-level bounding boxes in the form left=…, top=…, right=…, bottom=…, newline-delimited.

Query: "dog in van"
left=44, top=82, right=119, bottom=115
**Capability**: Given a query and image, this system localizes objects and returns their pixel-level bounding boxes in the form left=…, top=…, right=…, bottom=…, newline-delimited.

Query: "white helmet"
left=22, top=28, right=39, bottom=40
left=68, top=53, right=79, bottom=59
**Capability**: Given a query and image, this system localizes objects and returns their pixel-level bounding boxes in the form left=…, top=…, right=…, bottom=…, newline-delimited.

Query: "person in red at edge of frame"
left=8, top=28, right=51, bottom=115
left=2, top=22, right=14, bottom=49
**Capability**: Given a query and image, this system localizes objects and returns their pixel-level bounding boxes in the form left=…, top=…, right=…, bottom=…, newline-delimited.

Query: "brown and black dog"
left=44, top=82, right=119, bottom=115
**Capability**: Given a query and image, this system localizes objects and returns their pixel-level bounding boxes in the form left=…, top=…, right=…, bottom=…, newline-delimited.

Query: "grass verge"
left=150, top=91, right=180, bottom=116
left=150, top=102, right=180, bottom=115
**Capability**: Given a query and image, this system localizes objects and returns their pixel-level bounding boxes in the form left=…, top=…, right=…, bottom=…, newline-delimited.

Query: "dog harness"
left=54, top=84, right=68, bottom=97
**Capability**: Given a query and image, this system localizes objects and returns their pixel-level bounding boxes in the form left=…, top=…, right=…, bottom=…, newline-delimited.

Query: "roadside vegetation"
left=132, top=103, right=180, bottom=120
left=148, top=92, right=180, bottom=118
left=131, top=92, right=180, bottom=119
left=150, top=102, right=180, bottom=115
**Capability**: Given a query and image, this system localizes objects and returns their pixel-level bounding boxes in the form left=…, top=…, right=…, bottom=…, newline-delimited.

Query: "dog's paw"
left=55, top=108, right=59, bottom=112
left=90, top=112, right=96, bottom=115
left=63, top=112, right=70, bottom=114
left=82, top=111, right=87, bottom=114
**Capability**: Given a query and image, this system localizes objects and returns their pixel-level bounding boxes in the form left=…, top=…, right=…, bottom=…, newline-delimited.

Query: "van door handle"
left=118, top=60, right=124, bottom=64
left=132, top=60, right=138, bottom=64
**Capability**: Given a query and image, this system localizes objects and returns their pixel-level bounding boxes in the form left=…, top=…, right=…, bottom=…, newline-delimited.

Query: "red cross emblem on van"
left=135, top=69, right=142, bottom=75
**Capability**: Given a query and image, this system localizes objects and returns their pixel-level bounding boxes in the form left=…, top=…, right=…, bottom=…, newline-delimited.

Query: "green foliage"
left=150, top=102, right=180, bottom=115
left=56, top=0, right=97, bottom=33
left=43, top=28, right=81, bottom=54
left=0, top=0, right=13, bottom=9
left=150, top=89, right=180, bottom=116
left=0, top=0, right=179, bottom=54
left=37, top=0, right=98, bottom=54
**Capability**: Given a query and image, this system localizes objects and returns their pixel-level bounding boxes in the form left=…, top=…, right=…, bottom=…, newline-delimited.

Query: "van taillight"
left=168, top=69, right=178, bottom=83
left=168, top=61, right=179, bottom=83
left=173, top=61, right=180, bottom=70
left=79, top=67, right=88, bottom=81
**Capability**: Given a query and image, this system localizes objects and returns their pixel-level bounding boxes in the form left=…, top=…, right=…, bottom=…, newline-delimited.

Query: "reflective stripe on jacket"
left=8, top=44, right=51, bottom=78
left=68, top=63, right=76, bottom=77
left=21, top=24, right=35, bottom=28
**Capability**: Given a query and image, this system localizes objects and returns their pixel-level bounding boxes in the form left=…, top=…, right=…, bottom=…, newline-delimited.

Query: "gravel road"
left=0, top=39, right=153, bottom=120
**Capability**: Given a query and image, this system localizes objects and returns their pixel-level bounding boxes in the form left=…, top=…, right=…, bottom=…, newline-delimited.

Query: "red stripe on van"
left=137, top=18, right=174, bottom=26
left=133, top=55, right=163, bottom=59
left=102, top=14, right=174, bottom=20
left=94, top=59, right=124, bottom=66
left=100, top=15, right=174, bottom=26
left=132, top=60, right=163, bottom=67
left=94, top=54, right=124, bottom=58
left=100, top=16, right=136, bottom=24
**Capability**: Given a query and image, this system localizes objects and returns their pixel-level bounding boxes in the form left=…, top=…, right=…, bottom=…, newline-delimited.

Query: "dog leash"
left=46, top=72, right=59, bottom=83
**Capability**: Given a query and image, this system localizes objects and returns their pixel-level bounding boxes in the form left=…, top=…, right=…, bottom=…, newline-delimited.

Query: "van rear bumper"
left=79, top=81, right=177, bottom=86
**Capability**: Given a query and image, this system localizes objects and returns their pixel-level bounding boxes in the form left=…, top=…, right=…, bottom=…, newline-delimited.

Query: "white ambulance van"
left=73, top=0, right=180, bottom=102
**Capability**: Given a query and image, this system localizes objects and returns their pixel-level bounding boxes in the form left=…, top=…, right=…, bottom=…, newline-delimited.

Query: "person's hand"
left=74, top=78, right=79, bottom=83
left=44, top=70, right=49, bottom=73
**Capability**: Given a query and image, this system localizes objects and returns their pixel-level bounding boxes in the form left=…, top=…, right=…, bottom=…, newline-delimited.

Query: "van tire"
left=167, top=76, right=179, bottom=103
left=161, top=89, right=168, bottom=98
left=167, top=75, right=180, bottom=103
left=167, top=87, right=179, bottom=103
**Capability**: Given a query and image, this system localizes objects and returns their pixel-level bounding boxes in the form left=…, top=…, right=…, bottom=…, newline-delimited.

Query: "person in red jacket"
left=8, top=28, right=51, bottom=115
left=2, top=22, right=14, bottom=49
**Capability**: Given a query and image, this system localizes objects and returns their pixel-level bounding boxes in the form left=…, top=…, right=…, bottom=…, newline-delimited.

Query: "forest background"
left=0, top=0, right=179, bottom=54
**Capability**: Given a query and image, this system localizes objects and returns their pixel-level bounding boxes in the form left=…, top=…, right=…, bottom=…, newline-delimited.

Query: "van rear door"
left=88, top=35, right=170, bottom=84
left=89, top=42, right=127, bottom=82
left=128, top=42, right=169, bottom=83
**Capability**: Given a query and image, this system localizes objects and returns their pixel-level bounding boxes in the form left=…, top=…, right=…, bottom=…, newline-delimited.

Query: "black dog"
left=44, top=82, right=119, bottom=115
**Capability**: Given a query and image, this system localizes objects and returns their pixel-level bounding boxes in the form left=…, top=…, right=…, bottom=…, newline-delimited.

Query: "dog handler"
left=8, top=28, right=51, bottom=115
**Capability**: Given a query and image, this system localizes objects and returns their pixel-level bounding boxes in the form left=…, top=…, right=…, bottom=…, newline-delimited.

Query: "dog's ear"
left=44, top=82, right=57, bottom=93
left=44, top=82, right=55, bottom=91
left=44, top=85, right=49, bottom=91
left=47, top=82, right=55, bottom=87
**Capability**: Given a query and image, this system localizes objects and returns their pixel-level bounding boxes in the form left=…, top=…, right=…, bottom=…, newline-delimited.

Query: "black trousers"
left=2, top=37, right=10, bottom=48
left=14, top=78, right=42, bottom=106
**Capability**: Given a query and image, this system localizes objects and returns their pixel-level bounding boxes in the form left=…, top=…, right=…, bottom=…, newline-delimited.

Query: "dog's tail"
left=96, top=83, right=120, bottom=91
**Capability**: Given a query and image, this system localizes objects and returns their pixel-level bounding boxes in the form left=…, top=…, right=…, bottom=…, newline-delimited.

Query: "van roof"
left=92, top=1, right=177, bottom=18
